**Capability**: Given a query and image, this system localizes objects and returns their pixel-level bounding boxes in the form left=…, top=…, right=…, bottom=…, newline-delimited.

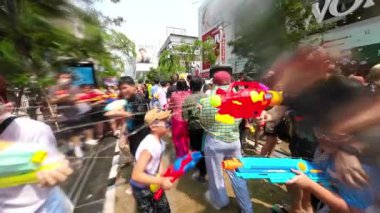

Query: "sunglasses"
left=151, top=122, right=171, bottom=128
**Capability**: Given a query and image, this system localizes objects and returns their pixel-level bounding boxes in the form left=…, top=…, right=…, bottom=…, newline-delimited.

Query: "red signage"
left=221, top=31, right=226, bottom=64
left=202, top=27, right=222, bottom=71
left=200, top=71, right=210, bottom=78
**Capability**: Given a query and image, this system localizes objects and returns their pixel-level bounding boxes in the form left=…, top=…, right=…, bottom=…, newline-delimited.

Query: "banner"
left=202, top=27, right=225, bottom=71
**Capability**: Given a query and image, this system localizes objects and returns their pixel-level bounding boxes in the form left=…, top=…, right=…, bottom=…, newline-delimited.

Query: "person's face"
left=81, top=85, right=92, bottom=93
left=119, top=83, right=136, bottom=99
left=57, top=74, right=72, bottom=86
left=0, top=98, right=13, bottom=116
left=150, top=120, right=170, bottom=136
left=140, top=50, right=147, bottom=57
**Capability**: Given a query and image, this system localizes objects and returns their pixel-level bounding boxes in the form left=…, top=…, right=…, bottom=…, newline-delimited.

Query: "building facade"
left=198, top=0, right=380, bottom=78
left=309, top=0, right=380, bottom=76
left=158, top=33, right=200, bottom=75
left=198, top=0, right=245, bottom=78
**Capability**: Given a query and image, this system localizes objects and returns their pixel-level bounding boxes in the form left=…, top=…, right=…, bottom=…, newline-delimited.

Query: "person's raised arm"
left=286, top=170, right=353, bottom=213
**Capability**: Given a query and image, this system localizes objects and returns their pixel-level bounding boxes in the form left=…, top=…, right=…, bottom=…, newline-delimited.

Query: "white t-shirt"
left=0, top=113, right=62, bottom=212
left=135, top=134, right=165, bottom=175
left=157, top=87, right=168, bottom=109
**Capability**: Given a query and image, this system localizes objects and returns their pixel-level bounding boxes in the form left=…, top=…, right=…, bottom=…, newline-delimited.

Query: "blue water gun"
left=222, top=157, right=329, bottom=186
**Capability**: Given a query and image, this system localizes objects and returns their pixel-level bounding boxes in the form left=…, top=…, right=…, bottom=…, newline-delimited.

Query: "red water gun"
left=209, top=81, right=283, bottom=124
left=54, top=90, right=68, bottom=96
left=151, top=151, right=203, bottom=200
left=77, top=91, right=107, bottom=103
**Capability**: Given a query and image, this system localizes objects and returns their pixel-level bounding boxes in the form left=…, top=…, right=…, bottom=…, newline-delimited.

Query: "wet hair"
left=190, top=76, right=203, bottom=92
left=57, top=71, right=72, bottom=78
left=243, top=76, right=253, bottom=82
left=0, top=75, right=7, bottom=102
left=118, top=76, right=135, bottom=87
left=160, top=80, right=168, bottom=87
left=171, top=73, right=179, bottom=83
left=176, top=79, right=188, bottom=91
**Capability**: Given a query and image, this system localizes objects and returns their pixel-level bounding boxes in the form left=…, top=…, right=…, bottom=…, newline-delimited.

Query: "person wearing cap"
left=130, top=109, right=173, bottom=213
left=199, top=69, right=253, bottom=212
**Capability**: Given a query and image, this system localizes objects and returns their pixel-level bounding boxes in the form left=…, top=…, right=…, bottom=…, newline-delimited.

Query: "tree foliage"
left=0, top=0, right=135, bottom=88
left=230, top=0, right=334, bottom=77
left=148, top=39, right=216, bottom=81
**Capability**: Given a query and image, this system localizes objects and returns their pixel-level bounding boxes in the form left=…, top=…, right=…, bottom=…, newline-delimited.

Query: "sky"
left=95, top=0, right=202, bottom=50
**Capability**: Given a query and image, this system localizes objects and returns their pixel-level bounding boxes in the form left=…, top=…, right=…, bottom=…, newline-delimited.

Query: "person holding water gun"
left=199, top=66, right=253, bottom=213
left=130, top=109, right=173, bottom=212
left=0, top=75, right=73, bottom=213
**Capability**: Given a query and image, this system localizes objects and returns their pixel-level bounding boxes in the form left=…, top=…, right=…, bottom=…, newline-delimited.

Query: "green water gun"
left=0, top=141, right=60, bottom=188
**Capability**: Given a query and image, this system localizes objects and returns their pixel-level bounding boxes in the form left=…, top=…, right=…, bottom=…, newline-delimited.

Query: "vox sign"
left=312, top=0, right=376, bottom=23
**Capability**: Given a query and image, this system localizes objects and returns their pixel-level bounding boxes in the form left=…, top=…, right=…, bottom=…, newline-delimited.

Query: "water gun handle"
left=153, top=188, right=164, bottom=200
left=0, top=163, right=60, bottom=188
left=153, top=173, right=180, bottom=200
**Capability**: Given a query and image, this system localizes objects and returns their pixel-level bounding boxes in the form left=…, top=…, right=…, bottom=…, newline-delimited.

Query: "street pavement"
left=61, top=136, right=118, bottom=213
left=115, top=140, right=290, bottom=213
left=58, top=135, right=290, bottom=213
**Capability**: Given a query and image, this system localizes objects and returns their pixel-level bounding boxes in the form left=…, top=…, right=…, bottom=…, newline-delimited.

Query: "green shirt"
left=182, top=92, right=208, bottom=130
left=199, top=86, right=241, bottom=142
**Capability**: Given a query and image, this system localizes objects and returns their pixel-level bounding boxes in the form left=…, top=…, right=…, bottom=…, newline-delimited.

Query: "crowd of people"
left=1, top=45, right=380, bottom=213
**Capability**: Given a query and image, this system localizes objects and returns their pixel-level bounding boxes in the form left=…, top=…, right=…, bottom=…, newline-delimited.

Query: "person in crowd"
left=238, top=75, right=259, bottom=155
left=167, top=73, right=179, bottom=100
left=130, top=109, right=172, bottom=213
left=169, top=79, right=191, bottom=158
left=260, top=70, right=282, bottom=158
left=366, top=64, right=380, bottom=94
left=150, top=78, right=160, bottom=109
left=260, top=109, right=281, bottom=157
left=186, top=74, right=192, bottom=88
left=48, top=71, right=87, bottom=157
left=77, top=84, right=106, bottom=145
left=203, top=80, right=213, bottom=95
left=0, top=74, right=73, bottom=212
left=199, top=70, right=253, bottom=213
left=105, top=76, right=150, bottom=157
left=145, top=80, right=153, bottom=101
left=104, top=84, right=122, bottom=137
left=270, top=46, right=380, bottom=212
left=182, top=76, right=208, bottom=182
left=136, top=84, right=146, bottom=97
left=157, top=80, right=168, bottom=110
left=163, top=81, right=170, bottom=94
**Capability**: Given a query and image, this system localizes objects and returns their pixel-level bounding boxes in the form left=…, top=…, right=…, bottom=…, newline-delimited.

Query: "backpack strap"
left=0, top=116, right=17, bottom=135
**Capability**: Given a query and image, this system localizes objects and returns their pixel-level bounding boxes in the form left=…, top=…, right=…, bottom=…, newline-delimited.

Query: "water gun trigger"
left=215, top=113, right=235, bottom=124
left=31, top=151, right=47, bottom=163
